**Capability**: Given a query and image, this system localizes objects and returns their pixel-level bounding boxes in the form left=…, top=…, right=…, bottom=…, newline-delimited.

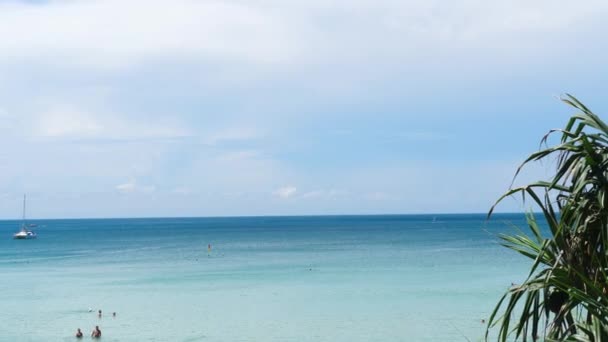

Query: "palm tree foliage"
left=486, top=95, right=608, bottom=341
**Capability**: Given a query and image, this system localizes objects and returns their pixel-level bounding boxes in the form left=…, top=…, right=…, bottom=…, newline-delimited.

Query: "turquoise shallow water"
left=0, top=214, right=535, bottom=341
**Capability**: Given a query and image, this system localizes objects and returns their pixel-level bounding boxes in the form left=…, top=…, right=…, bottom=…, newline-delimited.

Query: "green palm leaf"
left=487, top=95, right=608, bottom=341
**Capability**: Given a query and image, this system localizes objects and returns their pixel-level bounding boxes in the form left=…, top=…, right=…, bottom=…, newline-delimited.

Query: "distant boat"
left=13, top=195, right=36, bottom=240
left=431, top=216, right=444, bottom=224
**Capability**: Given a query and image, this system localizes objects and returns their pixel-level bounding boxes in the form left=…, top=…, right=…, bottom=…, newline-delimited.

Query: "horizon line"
left=0, top=211, right=531, bottom=222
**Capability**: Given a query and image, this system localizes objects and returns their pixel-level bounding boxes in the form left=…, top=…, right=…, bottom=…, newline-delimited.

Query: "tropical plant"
left=486, top=95, right=608, bottom=341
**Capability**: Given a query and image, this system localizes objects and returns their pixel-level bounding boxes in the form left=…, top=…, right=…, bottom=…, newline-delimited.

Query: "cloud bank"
left=0, top=0, right=604, bottom=218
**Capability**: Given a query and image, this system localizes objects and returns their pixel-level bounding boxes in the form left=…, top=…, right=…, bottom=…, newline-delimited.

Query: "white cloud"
left=0, top=0, right=605, bottom=73
left=31, top=106, right=190, bottom=141
left=35, top=107, right=103, bottom=138
left=115, top=182, right=136, bottom=193
left=116, top=180, right=156, bottom=194
left=0, top=0, right=304, bottom=69
left=273, top=185, right=297, bottom=199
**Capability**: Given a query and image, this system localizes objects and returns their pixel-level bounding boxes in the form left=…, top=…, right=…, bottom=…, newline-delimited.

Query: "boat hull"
left=13, top=232, right=36, bottom=239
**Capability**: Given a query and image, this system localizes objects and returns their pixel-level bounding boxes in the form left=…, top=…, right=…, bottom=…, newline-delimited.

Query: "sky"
left=0, top=0, right=607, bottom=218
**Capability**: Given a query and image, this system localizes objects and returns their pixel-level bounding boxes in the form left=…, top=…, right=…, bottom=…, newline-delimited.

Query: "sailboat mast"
left=22, top=194, right=26, bottom=225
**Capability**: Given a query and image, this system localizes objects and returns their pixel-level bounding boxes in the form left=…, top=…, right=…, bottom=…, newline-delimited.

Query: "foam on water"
left=0, top=214, right=534, bottom=341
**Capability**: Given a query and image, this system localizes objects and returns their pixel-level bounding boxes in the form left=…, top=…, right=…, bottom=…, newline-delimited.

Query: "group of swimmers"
left=92, top=309, right=116, bottom=318
left=75, top=309, right=116, bottom=338
left=75, top=326, right=100, bottom=338
left=88, top=309, right=116, bottom=317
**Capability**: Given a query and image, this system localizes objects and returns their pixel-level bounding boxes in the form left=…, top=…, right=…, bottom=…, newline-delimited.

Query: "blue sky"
left=0, top=0, right=607, bottom=218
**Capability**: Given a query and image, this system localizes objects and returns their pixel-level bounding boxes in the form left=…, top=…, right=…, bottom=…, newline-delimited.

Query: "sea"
left=0, top=213, right=536, bottom=341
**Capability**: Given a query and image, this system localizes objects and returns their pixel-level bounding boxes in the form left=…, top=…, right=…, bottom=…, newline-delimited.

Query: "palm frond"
left=487, top=95, right=608, bottom=341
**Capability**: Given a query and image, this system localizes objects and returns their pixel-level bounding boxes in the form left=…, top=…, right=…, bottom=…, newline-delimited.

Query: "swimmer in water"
left=91, top=326, right=101, bottom=338
left=75, top=328, right=83, bottom=338
left=98, top=310, right=102, bottom=318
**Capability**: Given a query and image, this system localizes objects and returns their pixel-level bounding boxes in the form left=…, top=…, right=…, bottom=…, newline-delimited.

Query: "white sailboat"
left=13, top=195, right=36, bottom=240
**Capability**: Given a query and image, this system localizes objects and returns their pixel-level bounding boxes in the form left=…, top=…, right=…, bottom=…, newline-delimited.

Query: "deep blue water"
left=0, top=213, right=535, bottom=261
